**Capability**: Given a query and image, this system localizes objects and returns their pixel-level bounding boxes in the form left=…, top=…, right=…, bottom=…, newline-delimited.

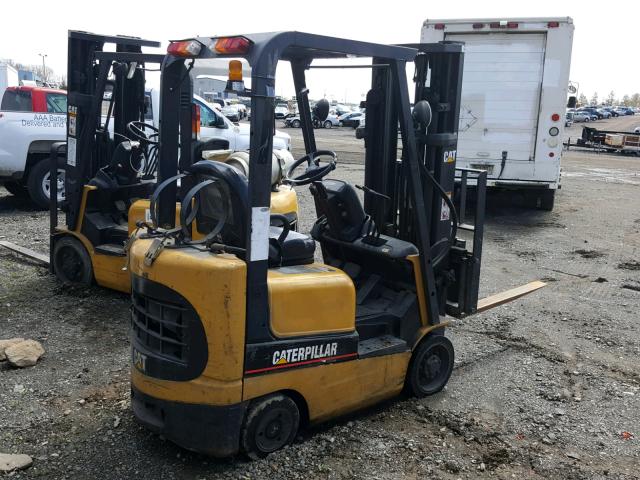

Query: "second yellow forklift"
left=48, top=31, right=299, bottom=292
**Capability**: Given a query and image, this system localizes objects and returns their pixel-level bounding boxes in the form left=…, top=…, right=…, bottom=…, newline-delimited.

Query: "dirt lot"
left=0, top=115, right=639, bottom=479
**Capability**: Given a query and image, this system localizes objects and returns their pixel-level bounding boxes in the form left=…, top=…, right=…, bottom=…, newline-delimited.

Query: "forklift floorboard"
left=358, top=334, right=408, bottom=359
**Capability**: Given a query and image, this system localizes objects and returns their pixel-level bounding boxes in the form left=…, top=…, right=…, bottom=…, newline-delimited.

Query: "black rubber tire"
left=323, top=120, right=332, bottom=129
left=537, top=189, right=556, bottom=211
left=291, top=119, right=301, bottom=128
left=3, top=181, right=29, bottom=197
left=241, top=394, right=300, bottom=459
left=407, top=335, right=455, bottom=398
left=27, top=157, right=65, bottom=209
left=53, top=236, right=93, bottom=285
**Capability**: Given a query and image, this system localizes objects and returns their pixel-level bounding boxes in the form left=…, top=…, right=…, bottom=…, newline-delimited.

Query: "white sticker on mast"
left=67, top=137, right=77, bottom=167
left=250, top=206, right=270, bottom=261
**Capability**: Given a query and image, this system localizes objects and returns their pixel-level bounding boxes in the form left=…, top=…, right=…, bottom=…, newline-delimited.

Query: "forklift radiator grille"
left=132, top=294, right=188, bottom=364
left=131, top=276, right=208, bottom=381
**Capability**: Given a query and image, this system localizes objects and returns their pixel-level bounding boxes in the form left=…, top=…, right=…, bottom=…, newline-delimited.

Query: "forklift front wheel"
left=407, top=335, right=455, bottom=398
left=241, top=393, right=300, bottom=459
left=53, top=236, right=94, bottom=285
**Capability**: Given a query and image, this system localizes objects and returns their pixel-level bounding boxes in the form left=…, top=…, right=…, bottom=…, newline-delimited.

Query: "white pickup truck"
left=0, top=87, right=291, bottom=208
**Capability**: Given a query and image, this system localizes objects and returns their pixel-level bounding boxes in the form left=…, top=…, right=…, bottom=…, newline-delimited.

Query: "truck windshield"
left=46, top=93, right=67, bottom=113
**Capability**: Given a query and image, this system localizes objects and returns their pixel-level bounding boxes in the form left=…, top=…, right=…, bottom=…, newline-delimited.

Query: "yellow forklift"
left=48, top=31, right=298, bottom=292
left=128, top=32, right=543, bottom=458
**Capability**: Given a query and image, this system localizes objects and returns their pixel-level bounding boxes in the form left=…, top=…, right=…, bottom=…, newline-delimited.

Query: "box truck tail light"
left=434, top=23, right=445, bottom=30
left=551, top=113, right=560, bottom=122
left=548, top=21, right=560, bottom=28
left=490, top=21, right=518, bottom=29
left=214, top=36, right=252, bottom=54
left=167, top=40, right=202, bottom=57
left=472, top=23, right=484, bottom=29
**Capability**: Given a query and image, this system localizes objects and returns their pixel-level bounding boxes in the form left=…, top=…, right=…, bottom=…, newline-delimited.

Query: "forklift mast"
left=363, top=42, right=487, bottom=318
left=64, top=31, right=161, bottom=230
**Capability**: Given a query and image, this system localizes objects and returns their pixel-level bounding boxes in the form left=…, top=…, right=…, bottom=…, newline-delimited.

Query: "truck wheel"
left=406, top=335, right=454, bottom=398
left=3, top=181, right=29, bottom=197
left=53, top=236, right=93, bottom=285
left=241, top=394, right=300, bottom=459
left=537, top=189, right=556, bottom=211
left=27, top=157, right=65, bottom=209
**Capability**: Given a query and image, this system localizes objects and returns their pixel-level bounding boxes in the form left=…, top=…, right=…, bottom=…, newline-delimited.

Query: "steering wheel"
left=126, top=121, right=159, bottom=145
left=285, top=150, right=337, bottom=186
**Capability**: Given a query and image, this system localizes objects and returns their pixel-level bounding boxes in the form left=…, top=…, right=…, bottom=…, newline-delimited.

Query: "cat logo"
left=132, top=348, right=147, bottom=373
left=443, top=149, right=457, bottom=163
left=272, top=342, right=338, bottom=366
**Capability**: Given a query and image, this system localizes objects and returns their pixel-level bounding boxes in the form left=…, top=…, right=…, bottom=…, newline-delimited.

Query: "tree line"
left=578, top=91, right=640, bottom=107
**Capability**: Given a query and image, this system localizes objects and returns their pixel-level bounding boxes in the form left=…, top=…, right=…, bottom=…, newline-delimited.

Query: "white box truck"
left=421, top=17, right=574, bottom=210
left=0, top=63, right=19, bottom=99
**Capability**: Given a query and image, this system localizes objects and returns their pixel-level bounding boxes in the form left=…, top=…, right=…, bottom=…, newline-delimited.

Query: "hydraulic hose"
left=418, top=163, right=458, bottom=269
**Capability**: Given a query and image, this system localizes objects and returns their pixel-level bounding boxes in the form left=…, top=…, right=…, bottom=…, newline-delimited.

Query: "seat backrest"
left=187, top=160, right=249, bottom=247
left=311, top=179, right=366, bottom=242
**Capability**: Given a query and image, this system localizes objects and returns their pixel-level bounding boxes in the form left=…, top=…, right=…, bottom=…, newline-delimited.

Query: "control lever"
left=356, top=185, right=390, bottom=246
left=355, top=184, right=390, bottom=201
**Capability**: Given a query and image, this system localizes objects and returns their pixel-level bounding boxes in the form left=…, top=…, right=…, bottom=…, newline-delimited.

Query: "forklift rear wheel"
left=407, top=335, right=455, bottom=398
left=241, top=393, right=300, bottom=459
left=53, top=236, right=93, bottom=285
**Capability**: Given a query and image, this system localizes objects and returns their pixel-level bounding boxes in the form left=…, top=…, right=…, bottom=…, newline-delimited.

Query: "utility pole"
left=38, top=53, right=47, bottom=83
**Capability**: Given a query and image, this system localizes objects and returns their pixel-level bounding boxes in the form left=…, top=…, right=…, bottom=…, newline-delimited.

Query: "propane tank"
left=223, top=149, right=294, bottom=186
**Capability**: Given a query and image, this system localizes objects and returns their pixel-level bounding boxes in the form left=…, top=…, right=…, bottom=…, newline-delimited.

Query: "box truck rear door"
left=447, top=32, right=545, bottom=162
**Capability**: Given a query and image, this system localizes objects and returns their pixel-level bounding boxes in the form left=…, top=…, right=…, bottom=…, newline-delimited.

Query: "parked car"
left=232, top=103, right=247, bottom=119
left=210, top=98, right=227, bottom=110
left=334, top=105, right=352, bottom=116
left=355, top=116, right=366, bottom=138
left=283, top=114, right=338, bottom=129
left=602, top=107, right=619, bottom=117
left=283, top=116, right=302, bottom=128
left=565, top=112, right=573, bottom=127
left=221, top=105, right=241, bottom=122
left=569, top=110, right=591, bottom=123
left=339, top=111, right=364, bottom=128
left=577, top=109, right=598, bottom=121
left=614, top=107, right=634, bottom=116
left=580, top=107, right=602, bottom=119
left=275, top=103, right=290, bottom=119
left=322, top=114, right=340, bottom=128
left=596, top=108, right=611, bottom=119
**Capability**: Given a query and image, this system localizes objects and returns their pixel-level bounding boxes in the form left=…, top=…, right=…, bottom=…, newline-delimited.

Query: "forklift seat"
left=311, top=179, right=418, bottom=260
left=188, top=161, right=315, bottom=266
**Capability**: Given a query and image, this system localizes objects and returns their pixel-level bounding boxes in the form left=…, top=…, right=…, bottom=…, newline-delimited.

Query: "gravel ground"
left=0, top=116, right=639, bottom=479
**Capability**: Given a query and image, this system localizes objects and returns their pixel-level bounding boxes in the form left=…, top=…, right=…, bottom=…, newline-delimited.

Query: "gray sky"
left=1, top=1, right=636, bottom=103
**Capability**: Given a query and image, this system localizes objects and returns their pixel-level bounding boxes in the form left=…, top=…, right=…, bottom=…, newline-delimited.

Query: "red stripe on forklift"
left=244, top=352, right=358, bottom=375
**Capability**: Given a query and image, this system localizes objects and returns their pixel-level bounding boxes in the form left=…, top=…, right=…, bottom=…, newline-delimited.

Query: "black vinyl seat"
left=311, top=179, right=417, bottom=259
left=187, top=160, right=315, bottom=266
left=268, top=227, right=316, bottom=266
